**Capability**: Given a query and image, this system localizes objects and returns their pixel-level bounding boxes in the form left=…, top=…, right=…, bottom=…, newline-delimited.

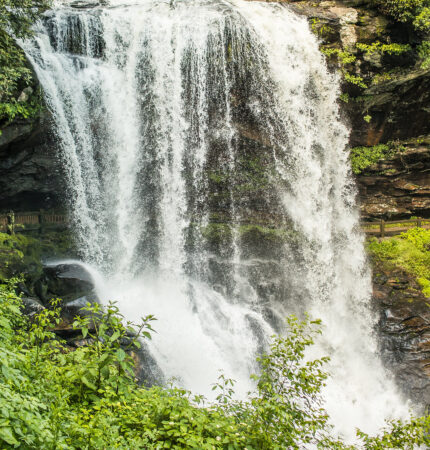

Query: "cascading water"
left=22, top=0, right=411, bottom=441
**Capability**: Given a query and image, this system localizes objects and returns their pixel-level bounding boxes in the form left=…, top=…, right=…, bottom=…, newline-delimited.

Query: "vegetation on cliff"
left=0, top=231, right=75, bottom=283
left=0, top=0, right=50, bottom=125
left=375, top=0, right=430, bottom=33
left=367, top=228, right=430, bottom=296
left=0, top=281, right=429, bottom=448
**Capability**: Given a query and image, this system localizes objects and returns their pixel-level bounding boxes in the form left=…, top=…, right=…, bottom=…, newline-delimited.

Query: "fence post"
left=380, top=219, right=385, bottom=238
left=7, top=211, right=15, bottom=235
left=38, top=209, right=45, bottom=235
left=417, top=217, right=422, bottom=228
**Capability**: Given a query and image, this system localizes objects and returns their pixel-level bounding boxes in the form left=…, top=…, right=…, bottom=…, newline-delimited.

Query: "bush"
left=375, top=0, right=430, bottom=32
left=0, top=281, right=429, bottom=448
left=0, top=0, right=50, bottom=125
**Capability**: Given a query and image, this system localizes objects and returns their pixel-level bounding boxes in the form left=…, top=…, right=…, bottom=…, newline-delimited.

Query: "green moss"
left=208, top=171, right=228, bottom=184
left=201, top=223, right=232, bottom=243
left=367, top=228, right=430, bottom=297
left=238, top=224, right=287, bottom=242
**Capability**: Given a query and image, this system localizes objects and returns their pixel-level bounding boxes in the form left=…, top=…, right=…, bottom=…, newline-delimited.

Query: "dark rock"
left=132, top=343, right=165, bottom=387
left=348, top=70, right=430, bottom=147
left=40, top=263, right=96, bottom=304
left=356, top=141, right=430, bottom=220
left=21, top=296, right=45, bottom=319
left=372, top=262, right=430, bottom=406
left=59, top=295, right=97, bottom=327
left=0, top=113, right=63, bottom=212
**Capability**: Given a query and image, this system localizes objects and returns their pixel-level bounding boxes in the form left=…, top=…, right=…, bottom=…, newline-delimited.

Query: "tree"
left=0, top=0, right=51, bottom=124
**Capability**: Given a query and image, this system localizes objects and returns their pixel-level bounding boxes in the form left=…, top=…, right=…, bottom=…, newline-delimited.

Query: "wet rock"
left=348, top=69, right=430, bottom=147
left=372, top=262, right=430, bottom=406
left=356, top=141, right=430, bottom=220
left=132, top=343, right=165, bottom=387
left=62, top=295, right=94, bottom=318
left=0, top=113, right=62, bottom=211
left=39, top=263, right=96, bottom=304
left=21, top=296, right=45, bottom=319
left=69, top=0, right=104, bottom=8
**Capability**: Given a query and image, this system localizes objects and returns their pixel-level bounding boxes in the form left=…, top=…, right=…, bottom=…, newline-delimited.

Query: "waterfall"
left=22, top=0, right=410, bottom=441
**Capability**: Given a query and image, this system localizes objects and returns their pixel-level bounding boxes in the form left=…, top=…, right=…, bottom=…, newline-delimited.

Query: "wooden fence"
left=0, top=210, right=428, bottom=238
left=0, top=210, right=68, bottom=234
left=361, top=217, right=429, bottom=237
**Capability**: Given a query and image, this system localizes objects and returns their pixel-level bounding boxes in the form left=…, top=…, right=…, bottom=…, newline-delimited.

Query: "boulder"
left=21, top=296, right=45, bottom=319
left=38, top=262, right=97, bottom=304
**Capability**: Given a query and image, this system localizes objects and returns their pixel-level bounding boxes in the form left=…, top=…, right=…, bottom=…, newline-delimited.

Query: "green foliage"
left=350, top=144, right=393, bottom=174
left=310, top=18, right=335, bottom=40
left=0, top=282, right=429, bottom=448
left=0, top=231, right=76, bottom=283
left=367, top=228, right=430, bottom=296
left=0, top=0, right=50, bottom=125
left=356, top=41, right=411, bottom=55
left=417, top=40, right=430, bottom=68
left=321, top=47, right=367, bottom=88
left=375, top=0, right=430, bottom=32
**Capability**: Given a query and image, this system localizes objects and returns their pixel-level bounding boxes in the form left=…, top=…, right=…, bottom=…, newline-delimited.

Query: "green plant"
left=356, top=41, right=411, bottom=55
left=321, top=47, right=367, bottom=88
left=0, top=0, right=50, bottom=125
left=350, top=143, right=392, bottom=174
left=375, top=0, right=430, bottom=32
left=1, top=281, right=430, bottom=448
left=417, top=41, right=430, bottom=68
left=367, top=228, right=430, bottom=296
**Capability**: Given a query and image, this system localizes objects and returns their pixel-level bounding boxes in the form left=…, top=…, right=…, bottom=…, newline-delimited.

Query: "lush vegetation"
left=375, top=0, right=430, bottom=32
left=0, top=0, right=50, bottom=125
left=0, top=281, right=430, bottom=448
left=367, top=228, right=430, bottom=296
left=349, top=142, right=407, bottom=174
left=0, top=231, right=75, bottom=283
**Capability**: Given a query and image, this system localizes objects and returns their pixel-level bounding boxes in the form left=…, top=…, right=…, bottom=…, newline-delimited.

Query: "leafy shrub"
left=0, top=282, right=429, bottom=448
left=0, top=0, right=50, bottom=125
left=350, top=144, right=394, bottom=174
left=375, top=0, right=430, bottom=32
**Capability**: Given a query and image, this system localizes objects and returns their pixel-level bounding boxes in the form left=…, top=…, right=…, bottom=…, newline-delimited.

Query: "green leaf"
left=0, top=427, right=19, bottom=446
left=81, top=376, right=97, bottom=391
left=116, top=348, right=126, bottom=362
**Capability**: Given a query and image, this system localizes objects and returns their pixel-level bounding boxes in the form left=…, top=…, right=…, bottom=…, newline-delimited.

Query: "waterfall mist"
left=23, top=0, right=410, bottom=440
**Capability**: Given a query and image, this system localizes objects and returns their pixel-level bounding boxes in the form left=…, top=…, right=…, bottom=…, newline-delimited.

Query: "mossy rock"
left=0, top=231, right=77, bottom=285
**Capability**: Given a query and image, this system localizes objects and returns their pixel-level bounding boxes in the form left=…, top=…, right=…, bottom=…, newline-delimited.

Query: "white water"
left=23, top=0, right=410, bottom=441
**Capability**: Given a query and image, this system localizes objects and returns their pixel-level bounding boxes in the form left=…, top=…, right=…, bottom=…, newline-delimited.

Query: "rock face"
left=373, top=262, right=430, bottom=406
left=347, top=70, right=430, bottom=147
left=0, top=113, right=63, bottom=212
left=356, top=139, right=430, bottom=219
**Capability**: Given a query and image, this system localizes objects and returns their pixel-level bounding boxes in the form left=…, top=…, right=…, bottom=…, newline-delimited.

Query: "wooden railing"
left=0, top=210, right=68, bottom=234
left=361, top=218, right=430, bottom=237
left=0, top=210, right=428, bottom=238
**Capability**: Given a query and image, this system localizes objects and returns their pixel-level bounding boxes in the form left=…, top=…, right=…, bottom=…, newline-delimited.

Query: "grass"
left=367, top=228, right=430, bottom=296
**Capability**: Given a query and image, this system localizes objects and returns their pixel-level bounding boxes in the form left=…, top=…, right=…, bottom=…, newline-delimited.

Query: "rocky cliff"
left=0, top=112, right=62, bottom=212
